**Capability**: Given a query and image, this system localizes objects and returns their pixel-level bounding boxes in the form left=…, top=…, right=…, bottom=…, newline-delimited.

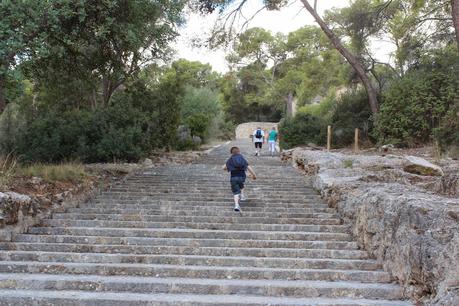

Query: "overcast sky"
left=173, top=0, right=394, bottom=73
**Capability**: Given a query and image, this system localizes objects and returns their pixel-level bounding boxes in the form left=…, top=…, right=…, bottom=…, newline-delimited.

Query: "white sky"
left=173, top=0, right=395, bottom=73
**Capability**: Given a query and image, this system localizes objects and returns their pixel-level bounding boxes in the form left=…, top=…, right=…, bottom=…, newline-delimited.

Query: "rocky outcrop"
left=403, top=156, right=444, bottom=176
left=288, top=149, right=459, bottom=304
left=0, top=192, right=36, bottom=226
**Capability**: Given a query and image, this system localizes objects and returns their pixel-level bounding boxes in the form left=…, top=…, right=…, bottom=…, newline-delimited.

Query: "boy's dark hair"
left=230, top=146, right=240, bottom=154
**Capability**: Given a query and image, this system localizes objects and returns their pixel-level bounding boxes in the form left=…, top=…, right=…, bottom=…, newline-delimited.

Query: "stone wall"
left=287, top=148, right=459, bottom=305
left=235, top=122, right=278, bottom=139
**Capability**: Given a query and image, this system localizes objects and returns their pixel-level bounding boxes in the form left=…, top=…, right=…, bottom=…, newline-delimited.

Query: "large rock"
left=403, top=156, right=444, bottom=176
left=289, top=147, right=459, bottom=304
left=0, top=192, right=34, bottom=225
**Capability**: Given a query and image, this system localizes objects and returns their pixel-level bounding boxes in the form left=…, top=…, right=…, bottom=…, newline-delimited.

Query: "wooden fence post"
left=354, top=128, right=360, bottom=153
left=327, top=125, right=332, bottom=151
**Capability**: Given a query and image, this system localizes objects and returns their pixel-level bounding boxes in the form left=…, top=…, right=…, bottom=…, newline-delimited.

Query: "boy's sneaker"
left=240, top=194, right=247, bottom=202
left=234, top=204, right=241, bottom=212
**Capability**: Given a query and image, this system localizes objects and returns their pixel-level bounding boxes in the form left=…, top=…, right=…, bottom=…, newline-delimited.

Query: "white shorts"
left=268, top=141, right=276, bottom=152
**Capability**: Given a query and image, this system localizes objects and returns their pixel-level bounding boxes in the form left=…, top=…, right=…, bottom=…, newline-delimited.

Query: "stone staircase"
left=0, top=140, right=411, bottom=305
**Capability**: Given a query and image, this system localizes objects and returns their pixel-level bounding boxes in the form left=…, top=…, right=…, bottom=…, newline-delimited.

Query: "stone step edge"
left=0, top=289, right=413, bottom=305
left=13, top=234, right=358, bottom=248
left=0, top=242, right=367, bottom=257
left=0, top=261, right=389, bottom=275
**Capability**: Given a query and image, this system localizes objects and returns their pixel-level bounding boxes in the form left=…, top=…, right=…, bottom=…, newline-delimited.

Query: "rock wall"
left=287, top=149, right=459, bottom=305
left=235, top=122, right=278, bottom=139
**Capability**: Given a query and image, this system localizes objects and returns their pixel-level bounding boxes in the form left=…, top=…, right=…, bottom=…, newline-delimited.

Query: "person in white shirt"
left=252, top=127, right=265, bottom=156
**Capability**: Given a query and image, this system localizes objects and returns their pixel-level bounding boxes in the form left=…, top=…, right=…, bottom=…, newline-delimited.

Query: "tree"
left=0, top=1, right=50, bottom=112
left=299, top=0, right=379, bottom=116
left=194, top=0, right=380, bottom=115
left=0, top=0, right=185, bottom=113
left=453, top=0, right=459, bottom=48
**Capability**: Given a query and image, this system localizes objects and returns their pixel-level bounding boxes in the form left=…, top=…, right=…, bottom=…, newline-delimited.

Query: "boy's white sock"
left=233, top=195, right=240, bottom=205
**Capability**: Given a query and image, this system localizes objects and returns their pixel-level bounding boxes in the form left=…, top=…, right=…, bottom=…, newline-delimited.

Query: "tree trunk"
left=453, top=0, right=459, bottom=49
left=286, top=92, right=294, bottom=118
left=300, top=0, right=379, bottom=116
left=0, top=75, right=6, bottom=114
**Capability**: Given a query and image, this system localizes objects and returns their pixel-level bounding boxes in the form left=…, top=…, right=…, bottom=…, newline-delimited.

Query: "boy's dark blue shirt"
left=226, top=153, right=248, bottom=178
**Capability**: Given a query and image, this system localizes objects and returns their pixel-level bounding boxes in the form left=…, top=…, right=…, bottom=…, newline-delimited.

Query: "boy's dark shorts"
left=254, top=142, right=262, bottom=149
left=230, top=176, right=245, bottom=195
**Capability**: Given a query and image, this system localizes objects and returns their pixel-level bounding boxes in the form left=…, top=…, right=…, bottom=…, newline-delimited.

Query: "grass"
left=342, top=159, right=354, bottom=169
left=0, top=153, right=17, bottom=189
left=17, top=162, right=88, bottom=183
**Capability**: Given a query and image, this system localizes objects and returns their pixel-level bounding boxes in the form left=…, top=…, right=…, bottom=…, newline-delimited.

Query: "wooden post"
left=354, top=128, right=359, bottom=153
left=327, top=125, right=332, bottom=151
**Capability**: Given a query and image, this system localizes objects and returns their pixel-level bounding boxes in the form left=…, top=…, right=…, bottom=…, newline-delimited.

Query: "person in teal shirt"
left=267, top=126, right=278, bottom=156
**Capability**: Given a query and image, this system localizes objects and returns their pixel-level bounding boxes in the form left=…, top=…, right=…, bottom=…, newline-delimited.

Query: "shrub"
left=298, top=88, right=337, bottom=120
left=8, top=80, right=180, bottom=163
left=279, top=113, right=327, bottom=149
left=331, top=89, right=374, bottom=147
left=375, top=47, right=459, bottom=147
left=186, top=113, right=211, bottom=140
left=434, top=103, right=459, bottom=157
left=179, top=86, right=222, bottom=143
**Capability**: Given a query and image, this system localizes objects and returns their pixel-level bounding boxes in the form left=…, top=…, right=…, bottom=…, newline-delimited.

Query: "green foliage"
left=331, top=89, right=374, bottom=147
left=6, top=78, right=180, bottom=163
left=221, top=25, right=349, bottom=124
left=376, top=47, right=459, bottom=147
left=278, top=113, right=327, bottom=149
left=0, top=0, right=184, bottom=110
left=434, top=103, right=459, bottom=155
left=342, top=159, right=354, bottom=168
left=298, top=88, right=337, bottom=120
left=181, top=86, right=221, bottom=140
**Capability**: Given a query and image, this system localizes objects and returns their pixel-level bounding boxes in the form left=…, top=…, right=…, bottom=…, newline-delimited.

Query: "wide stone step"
left=13, top=234, right=359, bottom=250
left=0, top=289, right=412, bottom=305
left=109, top=187, right=313, bottom=193
left=65, top=207, right=337, bottom=216
left=41, top=219, right=349, bottom=233
left=0, top=252, right=381, bottom=270
left=76, top=204, right=334, bottom=213
left=0, top=243, right=367, bottom=259
left=97, top=194, right=319, bottom=201
left=28, top=227, right=354, bottom=241
left=51, top=213, right=342, bottom=225
left=88, top=200, right=329, bottom=208
left=0, top=261, right=390, bottom=282
left=0, top=274, right=404, bottom=300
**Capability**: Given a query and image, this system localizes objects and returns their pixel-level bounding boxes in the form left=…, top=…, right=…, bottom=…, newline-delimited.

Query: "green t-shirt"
left=268, top=130, right=278, bottom=142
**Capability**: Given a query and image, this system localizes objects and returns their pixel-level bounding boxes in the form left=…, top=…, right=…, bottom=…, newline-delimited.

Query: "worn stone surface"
left=288, top=148, right=459, bottom=304
left=403, top=156, right=444, bottom=176
left=0, top=192, right=34, bottom=225
left=0, top=140, right=411, bottom=305
left=235, top=122, right=278, bottom=139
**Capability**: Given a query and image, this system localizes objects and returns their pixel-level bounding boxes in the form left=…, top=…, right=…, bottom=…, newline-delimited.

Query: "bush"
left=279, top=113, right=327, bottom=149
left=331, top=89, right=374, bottom=147
left=434, top=103, right=459, bottom=157
left=375, top=47, right=459, bottom=147
left=179, top=86, right=223, bottom=143
left=6, top=80, right=181, bottom=163
left=298, top=88, right=337, bottom=120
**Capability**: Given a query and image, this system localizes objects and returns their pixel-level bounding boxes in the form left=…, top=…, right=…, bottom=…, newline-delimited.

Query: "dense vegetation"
left=1, top=0, right=458, bottom=164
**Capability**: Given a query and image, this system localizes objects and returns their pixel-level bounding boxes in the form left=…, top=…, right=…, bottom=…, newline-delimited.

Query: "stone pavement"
left=0, top=140, right=411, bottom=305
